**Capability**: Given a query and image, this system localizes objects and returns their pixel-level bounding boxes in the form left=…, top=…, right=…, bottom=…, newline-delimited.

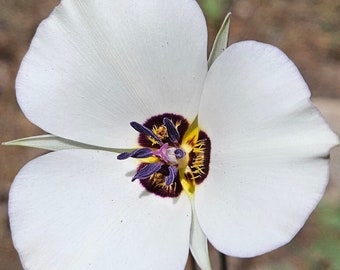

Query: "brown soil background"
left=0, top=0, right=339, bottom=269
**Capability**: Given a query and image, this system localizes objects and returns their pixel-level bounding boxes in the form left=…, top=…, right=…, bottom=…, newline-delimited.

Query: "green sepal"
left=207, top=12, right=231, bottom=69
left=2, top=134, right=126, bottom=153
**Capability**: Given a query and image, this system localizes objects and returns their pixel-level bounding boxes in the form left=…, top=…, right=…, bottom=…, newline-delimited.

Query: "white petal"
left=3, top=135, right=119, bottom=152
left=9, top=150, right=191, bottom=269
left=197, top=41, right=339, bottom=257
left=17, top=0, right=207, bottom=148
left=188, top=197, right=212, bottom=270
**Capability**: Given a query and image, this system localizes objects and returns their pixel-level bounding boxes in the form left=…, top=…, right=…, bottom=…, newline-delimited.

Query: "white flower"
left=7, top=0, right=338, bottom=270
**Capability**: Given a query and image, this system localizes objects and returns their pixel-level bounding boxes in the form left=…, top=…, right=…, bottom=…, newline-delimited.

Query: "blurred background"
left=0, top=0, right=339, bottom=269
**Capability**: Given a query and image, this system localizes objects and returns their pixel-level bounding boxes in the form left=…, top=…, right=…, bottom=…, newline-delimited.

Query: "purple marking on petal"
left=132, top=162, right=162, bottom=181
left=163, top=117, right=180, bottom=143
left=130, top=121, right=161, bottom=143
left=165, top=166, right=178, bottom=186
left=139, top=162, right=183, bottom=197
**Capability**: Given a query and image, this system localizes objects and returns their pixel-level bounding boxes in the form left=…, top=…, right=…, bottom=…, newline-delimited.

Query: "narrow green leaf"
left=2, top=134, right=124, bottom=153
left=207, top=12, right=231, bottom=69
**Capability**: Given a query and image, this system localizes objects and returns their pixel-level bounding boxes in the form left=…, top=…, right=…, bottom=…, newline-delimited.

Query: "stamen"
left=165, top=166, right=178, bottom=186
left=132, top=162, right=162, bottom=181
left=117, top=148, right=153, bottom=160
left=130, top=121, right=162, bottom=144
left=163, top=117, right=180, bottom=143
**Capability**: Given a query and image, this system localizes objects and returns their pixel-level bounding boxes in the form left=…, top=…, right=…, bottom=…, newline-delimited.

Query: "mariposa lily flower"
left=6, top=0, right=338, bottom=270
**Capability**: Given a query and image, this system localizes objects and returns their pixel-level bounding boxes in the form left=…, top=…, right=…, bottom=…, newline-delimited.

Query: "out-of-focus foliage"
left=310, top=204, right=340, bottom=270
left=197, top=0, right=233, bottom=25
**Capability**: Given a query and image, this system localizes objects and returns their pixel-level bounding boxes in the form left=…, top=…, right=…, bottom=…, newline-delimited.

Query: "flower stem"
left=190, top=253, right=197, bottom=270
left=220, top=253, right=227, bottom=270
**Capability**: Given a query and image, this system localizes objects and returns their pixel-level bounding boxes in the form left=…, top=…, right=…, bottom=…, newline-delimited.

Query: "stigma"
left=117, top=113, right=211, bottom=197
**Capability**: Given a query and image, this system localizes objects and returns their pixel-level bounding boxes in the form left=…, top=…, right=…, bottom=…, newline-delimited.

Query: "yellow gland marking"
left=190, top=139, right=207, bottom=177
left=151, top=172, right=178, bottom=193
left=179, top=169, right=195, bottom=197
left=182, top=126, right=199, bottom=150
left=152, top=124, right=168, bottom=142
left=178, top=118, right=202, bottom=197
left=181, top=116, right=199, bottom=151
left=149, top=137, right=159, bottom=146
left=175, top=120, right=182, bottom=129
left=178, top=119, right=200, bottom=171
left=149, top=119, right=182, bottom=145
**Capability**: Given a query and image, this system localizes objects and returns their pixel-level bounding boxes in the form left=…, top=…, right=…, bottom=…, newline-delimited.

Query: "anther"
left=117, top=148, right=153, bottom=160
left=165, top=166, right=178, bottom=186
left=130, top=121, right=162, bottom=144
left=163, top=117, right=180, bottom=143
left=132, top=162, right=162, bottom=181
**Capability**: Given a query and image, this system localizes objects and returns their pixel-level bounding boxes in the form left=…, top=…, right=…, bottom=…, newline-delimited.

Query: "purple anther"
left=117, top=152, right=131, bottom=160
left=165, top=166, right=178, bottom=186
left=117, top=148, right=153, bottom=160
left=163, top=117, right=180, bottom=143
left=152, top=143, right=169, bottom=163
left=130, top=148, right=153, bottom=158
left=132, top=162, right=162, bottom=181
left=174, top=148, right=185, bottom=159
left=130, top=121, right=162, bottom=143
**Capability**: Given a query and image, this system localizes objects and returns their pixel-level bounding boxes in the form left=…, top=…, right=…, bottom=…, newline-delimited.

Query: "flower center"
left=117, top=113, right=211, bottom=197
